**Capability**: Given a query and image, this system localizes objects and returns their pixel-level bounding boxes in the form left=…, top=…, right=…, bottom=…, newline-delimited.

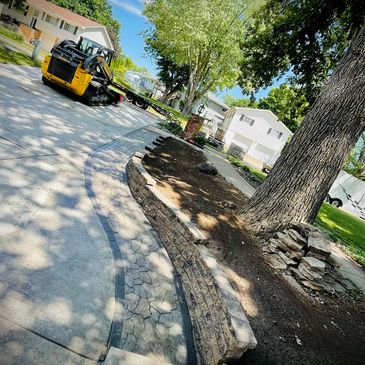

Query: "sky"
left=108, top=0, right=283, bottom=100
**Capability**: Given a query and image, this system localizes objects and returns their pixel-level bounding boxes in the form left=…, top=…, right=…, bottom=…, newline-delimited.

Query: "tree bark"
left=240, top=26, right=365, bottom=235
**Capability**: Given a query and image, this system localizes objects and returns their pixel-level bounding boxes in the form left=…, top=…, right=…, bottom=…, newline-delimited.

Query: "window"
left=59, top=20, right=64, bottom=29
left=267, top=128, right=283, bottom=139
left=63, top=22, right=77, bottom=34
left=240, top=114, right=255, bottom=126
left=45, top=14, right=58, bottom=26
left=41, top=12, right=45, bottom=21
left=34, top=10, right=39, bottom=17
left=24, top=5, right=29, bottom=16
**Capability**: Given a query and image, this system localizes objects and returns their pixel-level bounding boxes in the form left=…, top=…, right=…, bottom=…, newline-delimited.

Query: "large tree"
left=156, top=54, right=189, bottom=104
left=50, top=0, right=121, bottom=52
left=146, top=40, right=190, bottom=103
left=143, top=0, right=251, bottom=115
left=241, top=25, right=365, bottom=234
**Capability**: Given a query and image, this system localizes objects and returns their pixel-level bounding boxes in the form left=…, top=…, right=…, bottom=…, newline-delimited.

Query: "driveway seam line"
left=0, top=314, right=97, bottom=361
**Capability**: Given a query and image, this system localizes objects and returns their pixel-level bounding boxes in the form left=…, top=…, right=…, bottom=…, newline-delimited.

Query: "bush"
left=0, top=25, right=24, bottom=43
left=227, top=143, right=245, bottom=159
left=159, top=120, right=184, bottom=136
left=194, top=132, right=207, bottom=147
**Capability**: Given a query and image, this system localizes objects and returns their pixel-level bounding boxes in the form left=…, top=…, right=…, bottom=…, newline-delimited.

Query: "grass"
left=0, top=43, right=41, bottom=67
left=0, top=25, right=24, bottom=43
left=315, top=203, right=365, bottom=266
left=226, top=154, right=268, bottom=183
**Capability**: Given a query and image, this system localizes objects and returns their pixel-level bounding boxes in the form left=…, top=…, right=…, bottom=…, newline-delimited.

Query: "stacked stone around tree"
left=262, top=222, right=360, bottom=297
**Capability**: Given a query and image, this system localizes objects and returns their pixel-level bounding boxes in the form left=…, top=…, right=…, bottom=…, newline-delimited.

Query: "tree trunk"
left=240, top=26, right=365, bottom=235
left=160, top=87, right=171, bottom=103
left=182, top=88, right=196, bottom=115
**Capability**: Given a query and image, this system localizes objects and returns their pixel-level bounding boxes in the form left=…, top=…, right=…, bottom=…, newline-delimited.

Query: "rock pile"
left=262, top=222, right=360, bottom=298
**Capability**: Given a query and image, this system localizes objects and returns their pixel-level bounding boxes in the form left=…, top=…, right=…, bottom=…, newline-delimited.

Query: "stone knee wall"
left=127, top=155, right=254, bottom=364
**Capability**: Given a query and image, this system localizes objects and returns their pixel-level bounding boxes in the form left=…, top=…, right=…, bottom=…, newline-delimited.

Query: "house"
left=192, top=92, right=229, bottom=136
left=124, top=70, right=165, bottom=99
left=216, top=107, right=293, bottom=169
left=0, top=0, right=113, bottom=51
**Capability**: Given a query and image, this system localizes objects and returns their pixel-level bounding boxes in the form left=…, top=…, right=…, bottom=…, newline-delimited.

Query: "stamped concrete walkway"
left=86, top=127, right=196, bottom=364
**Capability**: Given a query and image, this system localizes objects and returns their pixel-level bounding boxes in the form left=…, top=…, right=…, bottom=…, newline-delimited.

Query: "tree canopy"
left=1, top=0, right=25, bottom=9
left=144, top=0, right=253, bottom=115
left=257, top=85, right=309, bottom=132
left=238, top=0, right=365, bottom=103
left=50, top=0, right=121, bottom=52
left=224, top=95, right=257, bottom=108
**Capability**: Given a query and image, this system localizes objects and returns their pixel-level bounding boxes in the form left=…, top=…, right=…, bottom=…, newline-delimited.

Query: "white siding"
left=221, top=108, right=292, bottom=165
left=81, top=28, right=111, bottom=48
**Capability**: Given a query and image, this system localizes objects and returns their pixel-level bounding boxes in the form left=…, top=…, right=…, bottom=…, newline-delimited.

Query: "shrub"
left=159, top=120, right=183, bottom=136
left=194, top=132, right=207, bottom=147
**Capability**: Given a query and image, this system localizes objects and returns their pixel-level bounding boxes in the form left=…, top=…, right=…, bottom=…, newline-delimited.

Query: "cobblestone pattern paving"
left=84, top=128, right=196, bottom=365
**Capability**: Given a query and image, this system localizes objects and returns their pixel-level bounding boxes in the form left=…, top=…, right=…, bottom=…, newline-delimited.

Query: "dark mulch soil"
left=142, top=137, right=365, bottom=365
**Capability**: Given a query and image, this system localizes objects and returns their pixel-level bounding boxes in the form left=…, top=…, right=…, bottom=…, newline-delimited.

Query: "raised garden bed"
left=141, top=136, right=365, bottom=365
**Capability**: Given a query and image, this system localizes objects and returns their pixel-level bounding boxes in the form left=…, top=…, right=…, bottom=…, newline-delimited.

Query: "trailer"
left=122, top=88, right=171, bottom=118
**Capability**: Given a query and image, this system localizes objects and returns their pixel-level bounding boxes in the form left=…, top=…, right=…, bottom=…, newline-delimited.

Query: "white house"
left=0, top=0, right=113, bottom=51
left=217, top=107, right=293, bottom=168
left=124, top=70, right=164, bottom=99
left=192, top=92, right=229, bottom=136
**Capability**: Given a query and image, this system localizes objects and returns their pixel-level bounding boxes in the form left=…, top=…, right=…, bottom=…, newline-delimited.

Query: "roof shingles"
left=28, top=0, right=102, bottom=27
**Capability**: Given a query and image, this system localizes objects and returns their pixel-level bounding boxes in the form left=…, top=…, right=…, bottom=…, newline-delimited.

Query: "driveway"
left=0, top=64, right=162, bottom=364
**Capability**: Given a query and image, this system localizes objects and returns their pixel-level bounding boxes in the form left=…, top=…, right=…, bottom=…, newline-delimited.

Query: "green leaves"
left=258, top=84, right=309, bottom=132
left=238, top=0, right=365, bottom=104
left=144, top=0, right=250, bottom=113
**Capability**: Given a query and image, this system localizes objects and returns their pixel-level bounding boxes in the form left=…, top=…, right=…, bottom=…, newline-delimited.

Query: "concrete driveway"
left=0, top=64, right=160, bottom=364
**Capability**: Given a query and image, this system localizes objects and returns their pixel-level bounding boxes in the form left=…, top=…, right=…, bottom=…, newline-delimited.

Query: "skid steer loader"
left=41, top=37, right=124, bottom=105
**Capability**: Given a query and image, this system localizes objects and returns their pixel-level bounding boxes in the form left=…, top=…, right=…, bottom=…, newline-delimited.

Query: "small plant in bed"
left=193, top=132, right=207, bottom=148
left=159, top=119, right=183, bottom=136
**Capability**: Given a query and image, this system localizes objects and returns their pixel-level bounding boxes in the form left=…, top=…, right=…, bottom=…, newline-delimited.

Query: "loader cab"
left=76, top=37, right=114, bottom=66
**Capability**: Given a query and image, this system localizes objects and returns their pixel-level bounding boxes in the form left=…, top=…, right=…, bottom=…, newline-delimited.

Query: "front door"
left=30, top=17, right=37, bottom=29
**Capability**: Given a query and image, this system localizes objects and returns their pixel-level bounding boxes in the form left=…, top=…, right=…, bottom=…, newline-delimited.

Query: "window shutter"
left=74, top=27, right=78, bottom=35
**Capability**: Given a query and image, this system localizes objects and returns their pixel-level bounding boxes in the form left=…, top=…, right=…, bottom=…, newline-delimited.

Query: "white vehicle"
left=326, top=170, right=365, bottom=220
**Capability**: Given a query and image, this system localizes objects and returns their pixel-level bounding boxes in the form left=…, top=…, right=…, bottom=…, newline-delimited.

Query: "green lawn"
left=0, top=25, right=24, bottom=43
left=0, top=44, right=41, bottom=67
left=315, top=202, right=365, bottom=265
